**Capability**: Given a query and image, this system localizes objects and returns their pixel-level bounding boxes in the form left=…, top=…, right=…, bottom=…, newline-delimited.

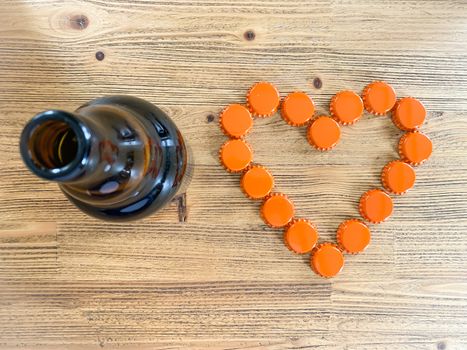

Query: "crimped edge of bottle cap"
left=219, top=139, right=253, bottom=173
left=381, top=160, right=413, bottom=195
left=330, top=90, right=362, bottom=125
left=283, top=218, right=319, bottom=254
left=392, top=97, right=425, bottom=132
left=240, top=164, right=274, bottom=200
left=280, top=91, right=315, bottom=127
left=246, top=81, right=280, bottom=118
left=398, top=131, right=428, bottom=166
left=336, top=219, right=369, bottom=254
left=260, top=192, right=294, bottom=228
left=358, top=189, right=389, bottom=224
left=392, top=98, right=414, bottom=131
left=306, top=116, right=340, bottom=151
left=310, top=242, right=344, bottom=278
left=362, top=80, right=392, bottom=116
left=219, top=104, right=253, bottom=139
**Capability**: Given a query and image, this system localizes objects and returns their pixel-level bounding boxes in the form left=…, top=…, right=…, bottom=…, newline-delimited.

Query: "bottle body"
left=20, top=96, right=190, bottom=221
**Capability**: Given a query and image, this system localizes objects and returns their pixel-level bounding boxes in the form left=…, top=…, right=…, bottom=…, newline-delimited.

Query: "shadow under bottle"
left=19, top=96, right=190, bottom=221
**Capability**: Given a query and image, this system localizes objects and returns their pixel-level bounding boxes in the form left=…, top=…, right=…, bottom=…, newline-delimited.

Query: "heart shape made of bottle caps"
left=218, top=81, right=432, bottom=278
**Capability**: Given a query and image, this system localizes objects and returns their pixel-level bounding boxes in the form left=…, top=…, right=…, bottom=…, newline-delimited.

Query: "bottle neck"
left=21, top=106, right=160, bottom=197
left=20, top=110, right=94, bottom=182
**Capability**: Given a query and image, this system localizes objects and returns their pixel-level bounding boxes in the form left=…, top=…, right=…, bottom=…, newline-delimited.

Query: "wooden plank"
left=331, top=279, right=467, bottom=348
left=0, top=1, right=466, bottom=111
left=0, top=223, right=57, bottom=280
left=0, top=280, right=465, bottom=348
left=0, top=280, right=331, bottom=346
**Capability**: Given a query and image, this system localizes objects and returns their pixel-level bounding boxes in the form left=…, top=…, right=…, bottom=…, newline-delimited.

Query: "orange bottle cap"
left=281, top=91, right=315, bottom=126
left=399, top=131, right=432, bottom=166
left=247, top=82, right=280, bottom=117
left=241, top=165, right=274, bottom=199
left=330, top=90, right=364, bottom=125
left=307, top=116, right=341, bottom=151
left=362, top=81, right=397, bottom=115
left=219, top=104, right=253, bottom=138
left=284, top=219, right=319, bottom=254
left=337, top=219, right=371, bottom=254
left=392, top=97, right=426, bottom=131
left=382, top=160, right=416, bottom=195
left=219, top=139, right=253, bottom=172
left=359, top=189, right=393, bottom=224
left=311, top=243, right=344, bottom=278
left=261, top=193, right=294, bottom=228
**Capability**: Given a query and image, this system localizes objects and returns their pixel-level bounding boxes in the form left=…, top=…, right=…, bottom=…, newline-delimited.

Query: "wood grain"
left=1, top=0, right=467, bottom=349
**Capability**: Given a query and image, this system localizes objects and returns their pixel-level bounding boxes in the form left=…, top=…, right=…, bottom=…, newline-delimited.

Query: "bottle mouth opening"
left=29, top=120, right=79, bottom=169
left=20, top=111, right=90, bottom=180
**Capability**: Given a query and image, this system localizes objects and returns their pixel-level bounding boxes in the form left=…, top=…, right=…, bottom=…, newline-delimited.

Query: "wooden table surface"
left=1, top=0, right=467, bottom=349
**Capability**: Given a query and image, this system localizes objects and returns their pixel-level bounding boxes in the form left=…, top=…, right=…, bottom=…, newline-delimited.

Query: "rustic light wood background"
left=1, top=0, right=467, bottom=349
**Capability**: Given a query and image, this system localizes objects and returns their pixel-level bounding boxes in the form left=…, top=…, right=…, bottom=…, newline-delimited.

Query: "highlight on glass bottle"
left=20, top=96, right=190, bottom=221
